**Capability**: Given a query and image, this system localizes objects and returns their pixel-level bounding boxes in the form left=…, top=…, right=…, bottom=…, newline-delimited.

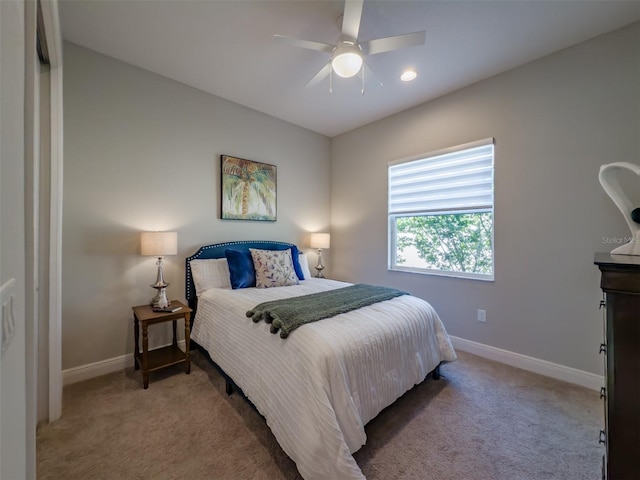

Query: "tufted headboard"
left=185, top=240, right=297, bottom=319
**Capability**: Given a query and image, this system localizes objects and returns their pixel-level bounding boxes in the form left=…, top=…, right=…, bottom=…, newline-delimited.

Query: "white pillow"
left=298, top=253, right=312, bottom=280
left=249, top=248, right=299, bottom=288
left=190, top=258, right=231, bottom=295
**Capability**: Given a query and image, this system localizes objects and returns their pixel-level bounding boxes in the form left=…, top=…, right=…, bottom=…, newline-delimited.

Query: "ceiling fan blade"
left=361, top=31, right=426, bottom=56
left=362, top=63, right=383, bottom=87
left=341, top=0, right=364, bottom=41
left=305, top=63, right=332, bottom=88
left=273, top=35, right=334, bottom=53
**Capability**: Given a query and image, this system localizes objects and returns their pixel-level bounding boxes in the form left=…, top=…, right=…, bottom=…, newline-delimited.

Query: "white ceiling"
left=59, top=0, right=640, bottom=137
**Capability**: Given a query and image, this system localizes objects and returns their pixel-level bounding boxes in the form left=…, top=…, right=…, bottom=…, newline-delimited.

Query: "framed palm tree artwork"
left=221, top=155, right=277, bottom=221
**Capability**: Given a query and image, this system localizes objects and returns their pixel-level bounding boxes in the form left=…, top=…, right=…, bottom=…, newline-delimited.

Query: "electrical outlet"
left=477, top=309, right=486, bottom=323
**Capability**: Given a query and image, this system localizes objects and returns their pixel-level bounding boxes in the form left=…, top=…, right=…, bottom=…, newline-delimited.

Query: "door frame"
left=41, top=0, right=63, bottom=423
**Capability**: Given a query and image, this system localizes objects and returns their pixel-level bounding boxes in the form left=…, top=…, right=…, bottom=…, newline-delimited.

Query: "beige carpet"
left=37, top=350, right=603, bottom=480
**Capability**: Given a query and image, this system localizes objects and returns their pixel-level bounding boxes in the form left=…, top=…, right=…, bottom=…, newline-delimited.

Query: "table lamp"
left=309, top=233, right=330, bottom=278
left=141, top=231, right=178, bottom=308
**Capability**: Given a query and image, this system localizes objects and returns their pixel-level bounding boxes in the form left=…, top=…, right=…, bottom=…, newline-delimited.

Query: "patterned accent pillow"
left=249, top=248, right=300, bottom=288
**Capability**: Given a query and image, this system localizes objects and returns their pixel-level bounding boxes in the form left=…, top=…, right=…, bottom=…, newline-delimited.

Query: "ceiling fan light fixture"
left=274, top=1, right=426, bottom=90
left=331, top=43, right=363, bottom=78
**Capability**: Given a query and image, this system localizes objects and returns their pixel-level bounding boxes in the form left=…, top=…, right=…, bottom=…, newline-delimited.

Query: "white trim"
left=450, top=336, right=603, bottom=391
left=40, top=0, right=63, bottom=422
left=63, top=341, right=187, bottom=386
left=24, top=1, right=39, bottom=477
left=389, top=265, right=494, bottom=282
left=63, top=354, right=131, bottom=386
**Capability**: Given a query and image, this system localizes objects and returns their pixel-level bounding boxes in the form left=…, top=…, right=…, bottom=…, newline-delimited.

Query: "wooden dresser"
left=594, top=253, right=640, bottom=480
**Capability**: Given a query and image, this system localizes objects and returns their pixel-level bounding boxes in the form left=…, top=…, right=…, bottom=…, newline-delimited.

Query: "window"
left=388, top=139, right=494, bottom=281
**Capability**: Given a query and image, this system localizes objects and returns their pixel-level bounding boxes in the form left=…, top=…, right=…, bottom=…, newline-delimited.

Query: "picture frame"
left=220, top=155, right=277, bottom=221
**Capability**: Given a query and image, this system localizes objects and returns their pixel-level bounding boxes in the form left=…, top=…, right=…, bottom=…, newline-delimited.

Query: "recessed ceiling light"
left=401, top=70, right=417, bottom=82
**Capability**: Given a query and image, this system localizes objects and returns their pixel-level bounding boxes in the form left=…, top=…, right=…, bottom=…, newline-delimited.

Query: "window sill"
left=389, top=266, right=494, bottom=282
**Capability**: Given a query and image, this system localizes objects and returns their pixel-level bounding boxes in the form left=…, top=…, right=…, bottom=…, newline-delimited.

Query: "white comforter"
left=191, top=279, right=456, bottom=480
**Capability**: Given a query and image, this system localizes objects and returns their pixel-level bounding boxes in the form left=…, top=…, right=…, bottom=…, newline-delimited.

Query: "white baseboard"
left=64, top=337, right=603, bottom=392
left=449, top=336, right=603, bottom=391
left=63, top=340, right=187, bottom=386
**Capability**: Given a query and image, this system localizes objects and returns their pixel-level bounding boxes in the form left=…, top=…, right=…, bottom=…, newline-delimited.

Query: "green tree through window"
left=395, top=213, right=493, bottom=274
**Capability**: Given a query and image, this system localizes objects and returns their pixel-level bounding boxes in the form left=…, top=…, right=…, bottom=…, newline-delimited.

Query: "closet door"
left=1, top=1, right=28, bottom=478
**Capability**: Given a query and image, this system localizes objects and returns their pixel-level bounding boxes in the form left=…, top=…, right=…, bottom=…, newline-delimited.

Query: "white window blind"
left=389, top=140, right=494, bottom=215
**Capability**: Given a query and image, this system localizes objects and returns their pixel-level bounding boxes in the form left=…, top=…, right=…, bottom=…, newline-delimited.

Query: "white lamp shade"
left=310, top=233, right=331, bottom=249
left=141, top=231, right=178, bottom=256
left=331, top=44, right=363, bottom=78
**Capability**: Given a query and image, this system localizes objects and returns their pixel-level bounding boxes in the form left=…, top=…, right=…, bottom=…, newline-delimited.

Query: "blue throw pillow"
left=290, top=245, right=305, bottom=280
left=225, top=249, right=256, bottom=289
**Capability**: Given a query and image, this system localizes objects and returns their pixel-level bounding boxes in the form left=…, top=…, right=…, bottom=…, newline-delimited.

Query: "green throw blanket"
left=246, top=284, right=408, bottom=338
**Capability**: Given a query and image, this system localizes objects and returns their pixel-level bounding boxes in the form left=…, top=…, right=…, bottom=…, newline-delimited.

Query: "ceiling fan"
left=274, top=0, right=425, bottom=93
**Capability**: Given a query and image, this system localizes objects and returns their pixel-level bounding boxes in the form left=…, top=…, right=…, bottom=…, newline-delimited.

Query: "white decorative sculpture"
left=599, top=162, right=640, bottom=256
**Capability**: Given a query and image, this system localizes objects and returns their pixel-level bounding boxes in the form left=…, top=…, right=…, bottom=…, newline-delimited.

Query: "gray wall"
left=63, top=43, right=331, bottom=370
left=330, top=23, right=639, bottom=375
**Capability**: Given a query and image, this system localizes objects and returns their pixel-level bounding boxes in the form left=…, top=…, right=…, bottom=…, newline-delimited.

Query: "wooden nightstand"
left=132, top=300, right=192, bottom=389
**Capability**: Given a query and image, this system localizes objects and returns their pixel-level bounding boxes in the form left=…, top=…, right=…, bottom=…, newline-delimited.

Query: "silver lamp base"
left=151, top=287, right=170, bottom=309
left=150, top=256, right=170, bottom=308
left=315, top=248, right=325, bottom=278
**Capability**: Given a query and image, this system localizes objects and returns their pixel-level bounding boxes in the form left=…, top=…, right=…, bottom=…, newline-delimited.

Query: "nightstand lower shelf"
left=136, top=345, right=187, bottom=372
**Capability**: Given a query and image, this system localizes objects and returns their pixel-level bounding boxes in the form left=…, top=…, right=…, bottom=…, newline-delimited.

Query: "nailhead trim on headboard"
left=185, top=240, right=296, bottom=304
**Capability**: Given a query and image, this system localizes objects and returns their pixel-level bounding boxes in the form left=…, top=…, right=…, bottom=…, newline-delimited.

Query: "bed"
left=186, top=240, right=457, bottom=480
